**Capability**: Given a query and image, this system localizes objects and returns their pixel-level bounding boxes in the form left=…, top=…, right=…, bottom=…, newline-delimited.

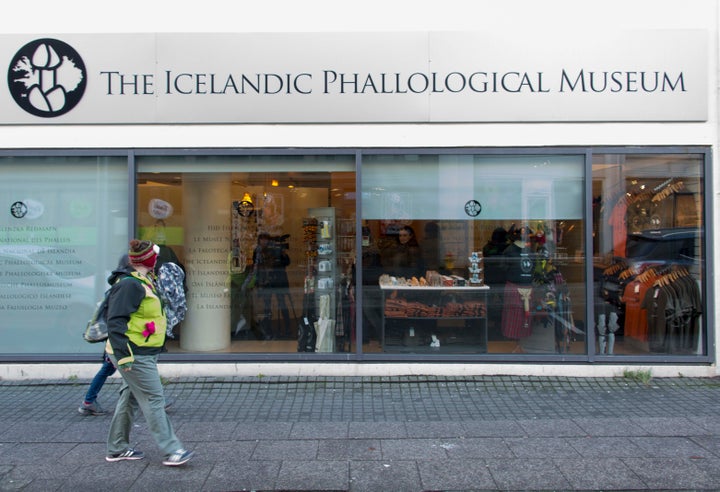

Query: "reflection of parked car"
left=600, top=227, right=702, bottom=309
left=0, top=245, right=97, bottom=349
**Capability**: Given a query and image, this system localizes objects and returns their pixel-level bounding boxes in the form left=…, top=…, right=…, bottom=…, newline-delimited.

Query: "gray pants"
left=107, top=353, right=182, bottom=457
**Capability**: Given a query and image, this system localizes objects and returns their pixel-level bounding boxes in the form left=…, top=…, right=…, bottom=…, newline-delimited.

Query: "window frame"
left=0, top=146, right=712, bottom=365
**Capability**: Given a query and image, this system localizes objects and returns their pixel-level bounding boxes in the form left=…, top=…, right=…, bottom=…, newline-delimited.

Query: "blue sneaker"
left=106, top=448, right=144, bottom=462
left=162, top=448, right=194, bottom=466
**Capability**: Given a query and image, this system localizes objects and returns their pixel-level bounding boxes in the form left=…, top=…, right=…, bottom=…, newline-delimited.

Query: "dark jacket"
left=253, top=244, right=290, bottom=289
left=392, top=241, right=424, bottom=279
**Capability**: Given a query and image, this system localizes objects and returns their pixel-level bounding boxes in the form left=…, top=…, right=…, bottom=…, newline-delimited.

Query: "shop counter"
left=380, top=284, right=489, bottom=353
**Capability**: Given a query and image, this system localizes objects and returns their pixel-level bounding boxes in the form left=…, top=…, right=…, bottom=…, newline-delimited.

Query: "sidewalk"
left=1, top=375, right=720, bottom=491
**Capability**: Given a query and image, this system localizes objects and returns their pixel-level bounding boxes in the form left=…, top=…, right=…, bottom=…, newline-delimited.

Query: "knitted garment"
left=129, top=241, right=158, bottom=268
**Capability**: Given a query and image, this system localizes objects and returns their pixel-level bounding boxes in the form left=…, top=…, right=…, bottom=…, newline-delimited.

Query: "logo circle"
left=8, top=38, right=87, bottom=117
left=236, top=200, right=255, bottom=217
left=464, top=200, right=482, bottom=217
left=10, top=201, right=28, bottom=218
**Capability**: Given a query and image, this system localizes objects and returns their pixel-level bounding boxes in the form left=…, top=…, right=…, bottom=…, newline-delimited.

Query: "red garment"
left=621, top=278, right=651, bottom=341
left=501, top=282, right=533, bottom=339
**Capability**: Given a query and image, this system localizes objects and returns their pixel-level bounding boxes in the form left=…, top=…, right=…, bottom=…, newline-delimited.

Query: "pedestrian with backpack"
left=104, top=240, right=193, bottom=466
left=78, top=253, right=175, bottom=417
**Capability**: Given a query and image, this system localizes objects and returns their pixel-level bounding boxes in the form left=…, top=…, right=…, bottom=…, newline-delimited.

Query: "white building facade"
left=0, top=1, right=717, bottom=379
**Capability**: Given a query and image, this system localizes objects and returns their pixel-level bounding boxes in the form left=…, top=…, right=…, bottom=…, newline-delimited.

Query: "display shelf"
left=380, top=284, right=488, bottom=353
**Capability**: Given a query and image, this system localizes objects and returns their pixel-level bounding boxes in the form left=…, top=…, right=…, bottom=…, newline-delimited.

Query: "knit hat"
left=128, top=239, right=159, bottom=268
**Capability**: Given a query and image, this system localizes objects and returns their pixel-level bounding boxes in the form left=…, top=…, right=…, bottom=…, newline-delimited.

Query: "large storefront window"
left=361, top=154, right=586, bottom=355
left=136, top=154, right=356, bottom=354
left=0, top=156, right=129, bottom=353
left=593, top=153, right=706, bottom=356
left=0, top=148, right=709, bottom=363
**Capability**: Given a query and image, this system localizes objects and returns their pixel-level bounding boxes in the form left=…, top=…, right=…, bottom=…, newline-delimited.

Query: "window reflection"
left=361, top=154, right=586, bottom=355
left=593, top=154, right=705, bottom=356
left=136, top=156, right=356, bottom=354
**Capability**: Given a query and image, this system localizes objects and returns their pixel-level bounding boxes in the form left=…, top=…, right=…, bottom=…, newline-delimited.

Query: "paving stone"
left=380, top=438, right=451, bottom=460
left=622, top=457, right=720, bottom=490
left=631, top=416, right=709, bottom=436
left=630, top=436, right=715, bottom=458
left=317, top=438, right=382, bottom=460
left=517, top=418, right=588, bottom=437
left=504, top=436, right=582, bottom=458
left=251, top=439, right=318, bottom=461
left=485, top=457, right=573, bottom=490
left=440, top=437, right=515, bottom=459
left=349, top=460, right=421, bottom=492
left=275, top=460, right=348, bottom=491
left=565, top=436, right=649, bottom=458
left=558, top=457, right=646, bottom=490
left=418, top=458, right=497, bottom=490
left=202, top=459, right=280, bottom=491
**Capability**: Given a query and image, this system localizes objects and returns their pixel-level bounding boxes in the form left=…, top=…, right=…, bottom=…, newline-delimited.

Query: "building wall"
left=0, top=0, right=717, bottom=378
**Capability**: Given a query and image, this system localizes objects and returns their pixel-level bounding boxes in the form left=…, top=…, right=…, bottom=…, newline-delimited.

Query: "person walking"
left=78, top=254, right=174, bottom=417
left=104, top=239, right=193, bottom=466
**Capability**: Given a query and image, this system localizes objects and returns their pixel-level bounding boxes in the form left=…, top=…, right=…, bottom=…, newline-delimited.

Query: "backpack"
left=83, top=288, right=112, bottom=343
left=156, top=262, right=187, bottom=337
left=82, top=275, right=135, bottom=343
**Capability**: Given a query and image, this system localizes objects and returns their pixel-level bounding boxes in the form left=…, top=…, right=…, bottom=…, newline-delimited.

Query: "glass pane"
left=593, top=153, right=705, bottom=356
left=136, top=154, right=356, bottom=354
left=0, top=156, right=129, bottom=353
left=361, top=154, right=586, bottom=355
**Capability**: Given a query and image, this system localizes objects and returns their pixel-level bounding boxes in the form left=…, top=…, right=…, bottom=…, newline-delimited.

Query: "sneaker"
left=162, top=448, right=194, bottom=466
left=78, top=401, right=107, bottom=416
left=106, top=448, right=145, bottom=462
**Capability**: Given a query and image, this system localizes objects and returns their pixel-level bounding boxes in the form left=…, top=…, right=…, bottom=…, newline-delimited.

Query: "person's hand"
left=119, top=362, right=133, bottom=372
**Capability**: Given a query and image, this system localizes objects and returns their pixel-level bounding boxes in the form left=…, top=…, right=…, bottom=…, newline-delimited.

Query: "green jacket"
left=105, top=268, right=167, bottom=366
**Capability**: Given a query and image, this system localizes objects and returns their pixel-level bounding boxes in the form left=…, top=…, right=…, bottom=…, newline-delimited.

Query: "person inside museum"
left=482, top=226, right=509, bottom=335
left=349, top=226, right=383, bottom=344
left=501, top=225, right=535, bottom=351
left=391, top=225, right=425, bottom=279
left=252, top=232, right=293, bottom=340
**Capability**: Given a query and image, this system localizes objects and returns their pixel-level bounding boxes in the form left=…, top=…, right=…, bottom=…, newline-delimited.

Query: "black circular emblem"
left=236, top=200, right=255, bottom=217
left=10, top=201, right=27, bottom=218
left=8, top=38, right=87, bottom=117
left=520, top=257, right=534, bottom=274
left=464, top=200, right=482, bottom=217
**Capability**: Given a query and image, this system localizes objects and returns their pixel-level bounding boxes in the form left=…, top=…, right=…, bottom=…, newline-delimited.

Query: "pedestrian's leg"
left=120, top=354, right=184, bottom=456
left=84, top=353, right=116, bottom=404
left=106, top=376, right=138, bottom=455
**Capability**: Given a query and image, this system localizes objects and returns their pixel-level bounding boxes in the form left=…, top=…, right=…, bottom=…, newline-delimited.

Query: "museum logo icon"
left=8, top=38, right=87, bottom=117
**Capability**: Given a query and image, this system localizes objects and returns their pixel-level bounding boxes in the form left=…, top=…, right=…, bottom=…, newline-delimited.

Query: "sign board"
left=1, top=31, right=708, bottom=124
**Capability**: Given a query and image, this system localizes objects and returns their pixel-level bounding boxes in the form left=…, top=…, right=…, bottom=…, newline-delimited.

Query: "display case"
left=380, top=285, right=489, bottom=353
left=307, top=207, right=337, bottom=352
